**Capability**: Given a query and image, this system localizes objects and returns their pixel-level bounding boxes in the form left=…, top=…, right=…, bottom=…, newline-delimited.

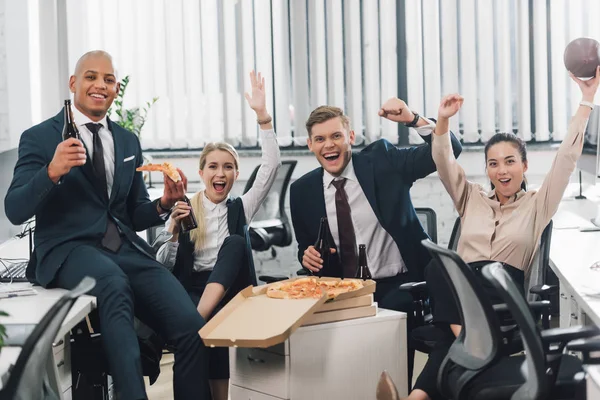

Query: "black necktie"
left=85, top=122, right=122, bottom=252
left=332, top=178, right=357, bottom=278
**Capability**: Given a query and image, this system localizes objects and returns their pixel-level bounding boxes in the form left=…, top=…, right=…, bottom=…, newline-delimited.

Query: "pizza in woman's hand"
left=136, top=162, right=182, bottom=182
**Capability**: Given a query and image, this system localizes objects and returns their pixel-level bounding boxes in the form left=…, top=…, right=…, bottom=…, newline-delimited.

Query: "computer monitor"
left=577, top=105, right=600, bottom=227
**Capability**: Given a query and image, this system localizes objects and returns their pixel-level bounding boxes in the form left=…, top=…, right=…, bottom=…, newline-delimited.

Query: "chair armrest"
left=541, top=325, right=600, bottom=346
left=529, top=284, right=558, bottom=297
left=566, top=336, right=600, bottom=364
left=398, top=281, right=429, bottom=299
left=296, top=268, right=310, bottom=276
left=258, top=275, right=289, bottom=284
left=493, top=300, right=551, bottom=318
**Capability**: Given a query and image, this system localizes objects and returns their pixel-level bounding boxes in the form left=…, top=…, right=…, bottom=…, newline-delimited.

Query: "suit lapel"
left=352, top=154, right=383, bottom=223
left=108, top=119, right=124, bottom=204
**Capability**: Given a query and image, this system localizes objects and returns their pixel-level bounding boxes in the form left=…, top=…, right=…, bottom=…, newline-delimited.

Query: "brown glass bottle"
left=355, top=244, right=372, bottom=280
left=314, top=217, right=331, bottom=277
left=180, top=196, right=198, bottom=233
left=62, top=99, right=81, bottom=141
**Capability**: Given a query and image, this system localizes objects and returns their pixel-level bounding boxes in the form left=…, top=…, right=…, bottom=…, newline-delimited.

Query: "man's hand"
left=160, top=168, right=187, bottom=210
left=378, top=98, right=414, bottom=124
left=438, top=94, right=464, bottom=119
left=302, top=246, right=336, bottom=273
left=47, top=138, right=86, bottom=183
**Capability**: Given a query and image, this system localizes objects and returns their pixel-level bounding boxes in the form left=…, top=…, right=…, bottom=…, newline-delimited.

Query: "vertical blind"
left=65, top=0, right=598, bottom=149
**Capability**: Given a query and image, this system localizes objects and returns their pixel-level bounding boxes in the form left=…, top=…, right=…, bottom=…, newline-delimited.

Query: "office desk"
left=549, top=199, right=600, bottom=398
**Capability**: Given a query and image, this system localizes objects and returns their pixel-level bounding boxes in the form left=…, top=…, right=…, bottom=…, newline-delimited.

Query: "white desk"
left=230, top=308, right=408, bottom=400
left=549, top=199, right=600, bottom=398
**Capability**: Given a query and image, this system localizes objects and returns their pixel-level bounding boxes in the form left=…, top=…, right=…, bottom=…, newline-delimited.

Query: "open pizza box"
left=200, top=277, right=376, bottom=348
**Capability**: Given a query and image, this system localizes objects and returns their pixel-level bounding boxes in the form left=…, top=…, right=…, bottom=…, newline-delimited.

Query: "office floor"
left=144, top=351, right=429, bottom=399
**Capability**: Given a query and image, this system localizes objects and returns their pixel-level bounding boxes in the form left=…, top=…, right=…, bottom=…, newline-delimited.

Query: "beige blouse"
left=432, top=115, right=588, bottom=274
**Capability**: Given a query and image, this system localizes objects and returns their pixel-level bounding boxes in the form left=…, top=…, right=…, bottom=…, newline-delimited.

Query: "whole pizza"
left=266, top=277, right=364, bottom=300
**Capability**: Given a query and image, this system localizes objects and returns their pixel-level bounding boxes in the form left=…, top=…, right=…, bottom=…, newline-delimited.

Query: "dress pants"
left=186, top=234, right=247, bottom=380
left=54, top=241, right=211, bottom=400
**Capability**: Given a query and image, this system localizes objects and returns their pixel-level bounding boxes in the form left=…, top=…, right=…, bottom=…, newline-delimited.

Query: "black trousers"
left=54, top=242, right=211, bottom=400
left=374, top=273, right=417, bottom=387
left=413, top=260, right=525, bottom=399
left=186, top=234, right=247, bottom=381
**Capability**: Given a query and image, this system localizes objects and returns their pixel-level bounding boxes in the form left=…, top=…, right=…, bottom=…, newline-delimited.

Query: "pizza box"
left=200, top=285, right=328, bottom=348
left=302, top=303, right=378, bottom=326
left=317, top=293, right=373, bottom=313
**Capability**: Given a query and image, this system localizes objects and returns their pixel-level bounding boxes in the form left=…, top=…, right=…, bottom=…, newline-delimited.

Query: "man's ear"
left=68, top=75, right=76, bottom=93
left=307, top=137, right=313, bottom=152
left=349, top=130, right=356, bottom=145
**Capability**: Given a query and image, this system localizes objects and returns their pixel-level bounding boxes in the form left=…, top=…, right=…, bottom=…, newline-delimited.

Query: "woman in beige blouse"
left=404, top=68, right=600, bottom=400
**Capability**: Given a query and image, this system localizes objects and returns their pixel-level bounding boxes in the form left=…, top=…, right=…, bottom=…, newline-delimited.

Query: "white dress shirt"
left=71, top=106, right=115, bottom=197
left=156, top=129, right=281, bottom=272
left=323, top=122, right=435, bottom=279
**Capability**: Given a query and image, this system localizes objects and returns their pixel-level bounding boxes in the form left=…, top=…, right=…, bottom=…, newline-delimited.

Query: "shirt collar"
left=202, top=191, right=228, bottom=211
left=323, top=157, right=357, bottom=189
left=71, top=104, right=108, bottom=131
left=487, top=188, right=526, bottom=204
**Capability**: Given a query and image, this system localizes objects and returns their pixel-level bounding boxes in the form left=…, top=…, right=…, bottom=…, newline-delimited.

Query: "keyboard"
left=0, top=261, right=29, bottom=282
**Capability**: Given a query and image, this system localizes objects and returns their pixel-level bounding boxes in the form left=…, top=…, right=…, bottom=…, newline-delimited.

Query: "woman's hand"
left=570, top=65, right=600, bottom=103
left=167, top=200, right=192, bottom=237
left=438, top=94, right=464, bottom=119
left=244, top=70, right=268, bottom=116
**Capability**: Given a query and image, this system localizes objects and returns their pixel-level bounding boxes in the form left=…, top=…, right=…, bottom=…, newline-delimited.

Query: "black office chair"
left=244, top=160, right=297, bottom=252
left=0, top=277, right=96, bottom=400
left=422, top=241, right=598, bottom=400
left=415, top=207, right=438, bottom=244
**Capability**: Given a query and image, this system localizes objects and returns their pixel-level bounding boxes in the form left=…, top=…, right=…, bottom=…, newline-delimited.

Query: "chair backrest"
left=448, top=217, right=461, bottom=251
left=482, top=263, right=548, bottom=400
left=525, top=221, right=553, bottom=301
left=243, top=160, right=297, bottom=223
left=2, top=277, right=96, bottom=400
left=243, top=224, right=258, bottom=286
left=415, top=207, right=438, bottom=244
left=421, top=240, right=502, bottom=370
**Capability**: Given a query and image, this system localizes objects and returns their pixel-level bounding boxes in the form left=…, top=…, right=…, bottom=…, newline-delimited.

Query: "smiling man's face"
left=69, top=53, right=119, bottom=121
left=307, top=117, right=355, bottom=177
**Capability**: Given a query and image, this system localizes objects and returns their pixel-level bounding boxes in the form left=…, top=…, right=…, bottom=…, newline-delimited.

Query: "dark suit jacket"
left=4, top=108, right=163, bottom=287
left=290, top=133, right=462, bottom=282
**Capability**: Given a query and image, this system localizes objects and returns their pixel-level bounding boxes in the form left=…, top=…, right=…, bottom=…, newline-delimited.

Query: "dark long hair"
left=484, top=133, right=528, bottom=191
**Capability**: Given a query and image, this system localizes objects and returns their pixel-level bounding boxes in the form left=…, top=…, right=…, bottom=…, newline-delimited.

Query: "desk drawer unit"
left=230, top=347, right=289, bottom=399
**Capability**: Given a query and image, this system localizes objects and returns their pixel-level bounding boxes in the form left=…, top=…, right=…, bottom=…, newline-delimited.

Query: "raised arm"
left=378, top=97, right=462, bottom=183
left=241, top=70, right=281, bottom=222
left=534, top=67, right=600, bottom=228
left=431, top=94, right=472, bottom=217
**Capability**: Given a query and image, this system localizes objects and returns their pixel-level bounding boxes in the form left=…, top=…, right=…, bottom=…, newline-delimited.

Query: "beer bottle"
left=180, top=196, right=198, bottom=233
left=314, top=217, right=331, bottom=277
left=62, top=99, right=81, bottom=141
left=355, top=244, right=372, bottom=280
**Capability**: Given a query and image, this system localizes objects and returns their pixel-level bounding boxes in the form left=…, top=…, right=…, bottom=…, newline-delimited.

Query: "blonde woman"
left=156, top=71, right=280, bottom=400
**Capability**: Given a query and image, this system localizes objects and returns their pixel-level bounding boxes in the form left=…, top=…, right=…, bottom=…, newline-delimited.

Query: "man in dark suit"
left=290, top=99, right=462, bottom=381
left=5, top=51, right=210, bottom=400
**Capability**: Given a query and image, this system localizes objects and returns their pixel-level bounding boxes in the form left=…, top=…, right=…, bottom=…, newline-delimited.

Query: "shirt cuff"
left=415, top=118, right=436, bottom=136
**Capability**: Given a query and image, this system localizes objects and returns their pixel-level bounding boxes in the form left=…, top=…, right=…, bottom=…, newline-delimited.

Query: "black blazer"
left=290, top=133, right=462, bottom=282
left=5, top=108, right=163, bottom=286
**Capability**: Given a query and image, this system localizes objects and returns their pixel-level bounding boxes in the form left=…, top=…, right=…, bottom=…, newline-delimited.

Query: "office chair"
left=244, top=160, right=297, bottom=252
left=422, top=240, right=598, bottom=400
left=0, top=277, right=96, bottom=400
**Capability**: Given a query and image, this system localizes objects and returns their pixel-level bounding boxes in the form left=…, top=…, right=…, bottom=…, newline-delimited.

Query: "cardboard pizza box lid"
left=302, top=303, right=378, bottom=326
left=200, top=286, right=328, bottom=348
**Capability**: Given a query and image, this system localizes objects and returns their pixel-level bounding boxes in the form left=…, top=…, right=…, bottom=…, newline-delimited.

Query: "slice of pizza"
left=136, top=162, right=182, bottom=182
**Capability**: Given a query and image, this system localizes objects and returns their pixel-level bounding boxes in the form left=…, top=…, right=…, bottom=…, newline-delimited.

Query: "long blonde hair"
left=188, top=142, right=240, bottom=253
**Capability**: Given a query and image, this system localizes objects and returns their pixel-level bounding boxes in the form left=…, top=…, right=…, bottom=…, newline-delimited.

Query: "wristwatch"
left=405, top=112, right=420, bottom=128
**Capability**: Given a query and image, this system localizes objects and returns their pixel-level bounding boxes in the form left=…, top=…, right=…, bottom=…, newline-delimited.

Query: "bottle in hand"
left=62, top=99, right=81, bottom=141
left=180, top=196, right=198, bottom=233
left=314, top=217, right=332, bottom=277
left=355, top=244, right=372, bottom=280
